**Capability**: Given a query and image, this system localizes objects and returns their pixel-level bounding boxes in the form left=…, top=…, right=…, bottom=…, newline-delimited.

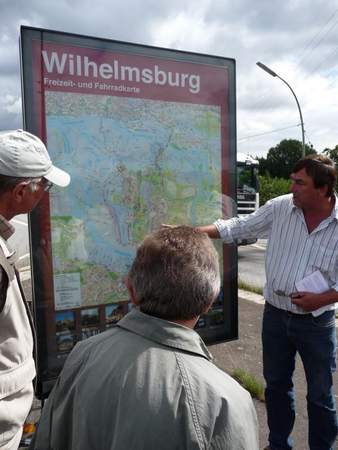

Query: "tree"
left=257, top=156, right=268, bottom=176
left=323, top=145, right=338, bottom=167
left=259, top=139, right=316, bottom=179
left=259, top=175, right=291, bottom=206
left=323, top=145, right=338, bottom=191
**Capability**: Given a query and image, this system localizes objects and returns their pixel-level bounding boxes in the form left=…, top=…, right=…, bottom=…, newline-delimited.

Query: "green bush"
left=238, top=280, right=263, bottom=296
left=259, top=175, right=291, bottom=206
left=231, top=368, right=265, bottom=401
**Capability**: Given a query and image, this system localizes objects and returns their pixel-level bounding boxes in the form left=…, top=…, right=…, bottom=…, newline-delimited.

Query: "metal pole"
left=256, top=62, right=305, bottom=158
left=276, top=76, right=305, bottom=158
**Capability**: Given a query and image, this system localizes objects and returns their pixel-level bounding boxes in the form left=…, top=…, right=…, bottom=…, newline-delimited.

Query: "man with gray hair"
left=0, top=129, right=70, bottom=450
left=31, top=226, right=258, bottom=450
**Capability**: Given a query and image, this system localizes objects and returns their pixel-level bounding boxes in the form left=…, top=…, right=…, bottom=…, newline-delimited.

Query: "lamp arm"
left=277, top=75, right=305, bottom=157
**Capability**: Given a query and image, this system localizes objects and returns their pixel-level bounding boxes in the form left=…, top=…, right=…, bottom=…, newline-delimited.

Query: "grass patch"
left=238, top=280, right=263, bottom=296
left=231, top=368, right=265, bottom=402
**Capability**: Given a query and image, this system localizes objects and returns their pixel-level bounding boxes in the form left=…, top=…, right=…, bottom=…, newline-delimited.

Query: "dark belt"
left=285, top=310, right=312, bottom=318
left=267, top=302, right=312, bottom=318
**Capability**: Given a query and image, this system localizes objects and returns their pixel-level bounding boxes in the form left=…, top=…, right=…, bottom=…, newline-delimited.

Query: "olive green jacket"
left=31, top=309, right=258, bottom=450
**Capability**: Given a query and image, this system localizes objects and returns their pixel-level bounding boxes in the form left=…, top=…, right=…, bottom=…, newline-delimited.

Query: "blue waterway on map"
left=47, top=106, right=221, bottom=273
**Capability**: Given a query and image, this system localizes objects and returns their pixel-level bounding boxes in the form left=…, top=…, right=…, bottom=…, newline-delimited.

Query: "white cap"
left=0, top=129, right=70, bottom=187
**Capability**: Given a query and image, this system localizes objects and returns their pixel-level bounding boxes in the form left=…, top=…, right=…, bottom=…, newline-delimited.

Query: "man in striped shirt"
left=197, top=154, right=338, bottom=450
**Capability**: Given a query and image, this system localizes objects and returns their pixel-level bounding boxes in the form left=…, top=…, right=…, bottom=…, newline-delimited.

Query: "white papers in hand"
left=295, top=270, right=330, bottom=317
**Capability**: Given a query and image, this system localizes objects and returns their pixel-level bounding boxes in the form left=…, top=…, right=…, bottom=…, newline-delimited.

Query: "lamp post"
left=256, top=61, right=305, bottom=158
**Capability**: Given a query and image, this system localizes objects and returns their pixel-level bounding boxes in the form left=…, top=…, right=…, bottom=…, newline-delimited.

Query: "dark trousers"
left=262, top=302, right=338, bottom=450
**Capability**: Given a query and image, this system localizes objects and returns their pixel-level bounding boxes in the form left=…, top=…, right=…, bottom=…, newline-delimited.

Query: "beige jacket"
left=0, top=235, right=35, bottom=450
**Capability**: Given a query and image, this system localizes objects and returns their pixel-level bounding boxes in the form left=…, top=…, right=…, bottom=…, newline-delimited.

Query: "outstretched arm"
left=195, top=224, right=221, bottom=239
left=162, top=223, right=220, bottom=239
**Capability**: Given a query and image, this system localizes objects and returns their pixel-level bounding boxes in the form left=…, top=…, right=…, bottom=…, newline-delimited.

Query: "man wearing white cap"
left=0, top=130, right=70, bottom=450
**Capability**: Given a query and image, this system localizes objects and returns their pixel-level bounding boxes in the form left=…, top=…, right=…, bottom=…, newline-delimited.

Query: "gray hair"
left=128, top=226, right=220, bottom=321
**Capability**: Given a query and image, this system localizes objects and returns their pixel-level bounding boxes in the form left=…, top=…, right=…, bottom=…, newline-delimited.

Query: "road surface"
left=238, top=240, right=266, bottom=289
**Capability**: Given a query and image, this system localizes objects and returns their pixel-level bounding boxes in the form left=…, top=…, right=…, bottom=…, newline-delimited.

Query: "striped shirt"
left=214, top=193, right=338, bottom=314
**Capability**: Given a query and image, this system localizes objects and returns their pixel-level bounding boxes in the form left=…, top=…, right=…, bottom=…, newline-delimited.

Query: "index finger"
left=161, top=224, right=177, bottom=229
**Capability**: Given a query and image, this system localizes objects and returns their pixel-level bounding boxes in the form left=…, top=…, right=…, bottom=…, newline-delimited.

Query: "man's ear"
left=12, top=182, right=28, bottom=204
left=317, top=183, right=329, bottom=198
left=202, top=298, right=215, bottom=315
left=125, top=277, right=138, bottom=305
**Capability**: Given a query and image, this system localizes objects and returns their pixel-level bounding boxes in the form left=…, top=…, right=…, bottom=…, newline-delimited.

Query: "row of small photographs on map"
left=55, top=294, right=225, bottom=354
left=55, top=302, right=132, bottom=354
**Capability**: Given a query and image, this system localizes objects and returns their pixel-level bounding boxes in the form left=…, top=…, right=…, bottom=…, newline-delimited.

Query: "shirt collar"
left=117, top=308, right=212, bottom=361
left=332, top=195, right=338, bottom=220
left=0, top=215, right=15, bottom=241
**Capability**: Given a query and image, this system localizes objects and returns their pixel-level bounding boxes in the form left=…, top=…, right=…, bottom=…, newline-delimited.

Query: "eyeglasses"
left=25, top=178, right=53, bottom=193
left=40, top=179, right=53, bottom=192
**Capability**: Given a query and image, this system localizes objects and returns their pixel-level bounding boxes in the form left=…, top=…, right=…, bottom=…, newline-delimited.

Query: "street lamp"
left=256, top=61, right=305, bottom=158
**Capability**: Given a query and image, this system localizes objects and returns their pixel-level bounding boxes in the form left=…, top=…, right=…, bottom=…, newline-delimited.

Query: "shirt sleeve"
left=331, top=263, right=338, bottom=293
left=214, top=198, right=275, bottom=243
left=208, top=381, right=259, bottom=450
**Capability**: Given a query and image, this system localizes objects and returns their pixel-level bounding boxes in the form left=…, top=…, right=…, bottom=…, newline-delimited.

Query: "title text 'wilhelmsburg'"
left=42, top=51, right=201, bottom=94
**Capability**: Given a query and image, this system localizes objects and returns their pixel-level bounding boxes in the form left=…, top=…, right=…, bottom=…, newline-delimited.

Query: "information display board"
left=20, top=26, right=237, bottom=398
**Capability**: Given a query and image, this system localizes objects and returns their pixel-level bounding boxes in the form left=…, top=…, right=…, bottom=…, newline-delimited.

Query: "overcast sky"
left=1, top=0, right=338, bottom=157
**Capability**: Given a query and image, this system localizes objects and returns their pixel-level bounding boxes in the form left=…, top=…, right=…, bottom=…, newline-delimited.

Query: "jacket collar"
left=117, top=308, right=212, bottom=361
left=0, top=215, right=15, bottom=241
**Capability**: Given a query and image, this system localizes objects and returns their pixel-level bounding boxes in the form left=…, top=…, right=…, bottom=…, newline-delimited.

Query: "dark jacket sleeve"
left=0, top=267, right=9, bottom=313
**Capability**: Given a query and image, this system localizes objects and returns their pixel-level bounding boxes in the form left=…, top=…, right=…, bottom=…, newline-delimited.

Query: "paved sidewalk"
left=209, top=290, right=338, bottom=450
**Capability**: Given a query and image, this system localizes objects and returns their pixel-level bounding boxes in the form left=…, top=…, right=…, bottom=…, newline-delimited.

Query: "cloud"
left=0, top=93, right=22, bottom=130
left=1, top=0, right=338, bottom=156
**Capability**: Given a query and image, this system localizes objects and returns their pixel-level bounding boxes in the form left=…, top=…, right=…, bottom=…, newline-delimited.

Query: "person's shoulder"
left=267, top=193, right=293, bottom=212
left=270, top=193, right=293, bottom=205
left=62, top=327, right=121, bottom=371
left=207, top=363, right=252, bottom=401
left=182, top=354, right=252, bottom=403
left=77, top=326, right=121, bottom=352
left=180, top=356, right=257, bottom=437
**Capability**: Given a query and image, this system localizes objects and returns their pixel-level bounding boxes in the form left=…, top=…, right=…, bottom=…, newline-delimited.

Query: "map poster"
left=20, top=26, right=237, bottom=398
